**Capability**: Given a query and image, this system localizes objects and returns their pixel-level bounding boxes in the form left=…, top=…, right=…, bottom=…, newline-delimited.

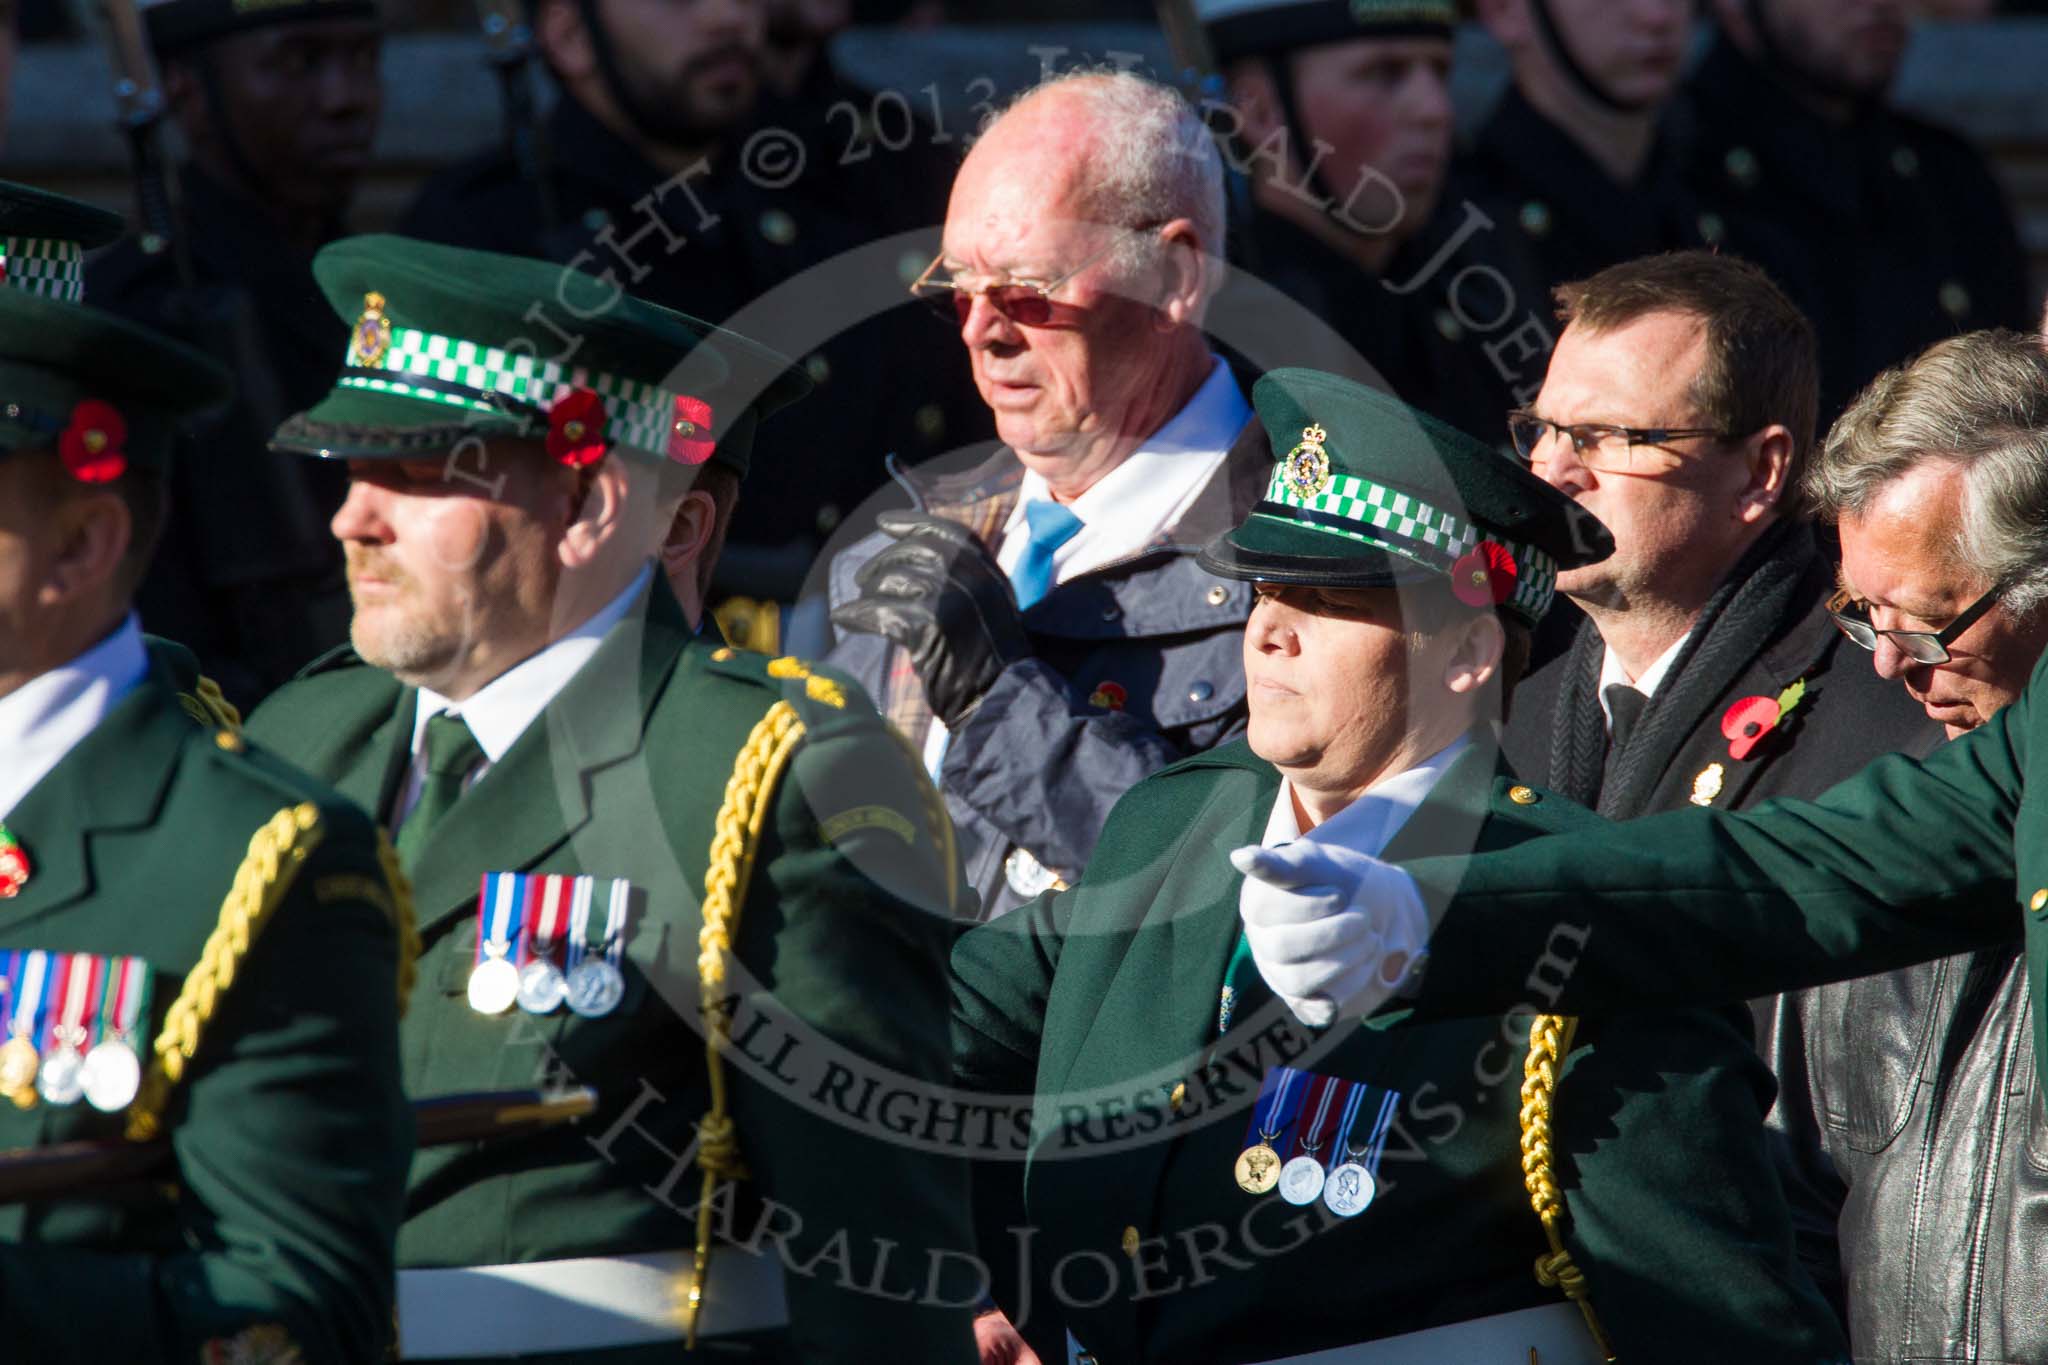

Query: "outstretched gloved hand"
left=1230, top=840, right=1432, bottom=1029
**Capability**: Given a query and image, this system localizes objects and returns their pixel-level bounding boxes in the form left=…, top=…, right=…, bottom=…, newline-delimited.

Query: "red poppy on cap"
left=668, top=395, right=715, bottom=466
left=1720, top=695, right=1782, bottom=761
left=59, top=400, right=127, bottom=483
left=1450, top=540, right=1518, bottom=608
left=546, top=388, right=607, bottom=468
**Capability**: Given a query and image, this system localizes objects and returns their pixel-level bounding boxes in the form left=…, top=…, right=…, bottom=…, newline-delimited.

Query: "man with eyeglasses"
left=1742, top=328, right=2048, bottom=1362
left=1498, top=249, right=1932, bottom=831
left=1217, top=330, right=2048, bottom=1360
left=829, top=70, right=1269, bottom=923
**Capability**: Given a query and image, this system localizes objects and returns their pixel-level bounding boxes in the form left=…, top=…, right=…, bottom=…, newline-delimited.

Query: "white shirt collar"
left=412, top=562, right=653, bottom=765
left=996, top=356, right=1250, bottom=584
left=1597, top=629, right=1693, bottom=728
left=0, top=615, right=150, bottom=820
left=1261, top=733, right=1472, bottom=856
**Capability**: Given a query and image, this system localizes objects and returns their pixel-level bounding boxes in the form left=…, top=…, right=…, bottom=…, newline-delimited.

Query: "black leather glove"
left=831, top=511, right=1031, bottom=726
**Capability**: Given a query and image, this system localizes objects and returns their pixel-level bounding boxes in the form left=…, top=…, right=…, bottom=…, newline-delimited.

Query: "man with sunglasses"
left=1498, top=250, right=1932, bottom=829
left=828, top=71, right=1270, bottom=922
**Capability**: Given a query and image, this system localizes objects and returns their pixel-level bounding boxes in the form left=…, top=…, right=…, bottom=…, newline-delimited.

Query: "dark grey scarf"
left=1548, top=520, right=1818, bottom=817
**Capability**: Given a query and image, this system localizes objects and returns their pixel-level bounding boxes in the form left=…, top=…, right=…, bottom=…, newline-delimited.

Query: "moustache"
left=346, top=548, right=411, bottom=590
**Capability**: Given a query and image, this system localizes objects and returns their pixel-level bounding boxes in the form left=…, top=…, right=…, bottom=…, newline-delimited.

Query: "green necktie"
left=396, top=711, right=485, bottom=866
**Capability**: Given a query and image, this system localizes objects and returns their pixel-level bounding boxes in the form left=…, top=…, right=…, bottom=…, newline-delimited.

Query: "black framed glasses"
left=1506, top=408, right=1733, bottom=476
left=1828, top=582, right=2005, bottom=665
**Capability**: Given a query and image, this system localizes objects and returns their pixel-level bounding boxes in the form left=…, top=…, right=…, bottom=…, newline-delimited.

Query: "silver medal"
left=37, top=1046, right=84, bottom=1106
left=467, top=952, right=520, bottom=1015
left=1322, top=1161, right=1375, bottom=1217
left=1004, top=846, right=1060, bottom=900
left=1277, top=1154, right=1326, bottom=1206
left=81, top=1040, right=142, bottom=1112
left=566, top=958, right=625, bottom=1017
left=516, top=957, right=568, bottom=1015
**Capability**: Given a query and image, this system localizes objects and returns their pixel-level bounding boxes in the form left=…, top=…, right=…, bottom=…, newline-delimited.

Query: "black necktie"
left=396, top=712, right=485, bottom=866
left=1604, top=683, right=1648, bottom=756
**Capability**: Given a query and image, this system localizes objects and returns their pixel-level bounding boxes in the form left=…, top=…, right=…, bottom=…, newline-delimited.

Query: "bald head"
left=937, top=72, right=1225, bottom=498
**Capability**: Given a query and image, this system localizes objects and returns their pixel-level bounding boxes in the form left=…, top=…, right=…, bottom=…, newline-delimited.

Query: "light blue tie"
left=1011, top=499, right=1084, bottom=609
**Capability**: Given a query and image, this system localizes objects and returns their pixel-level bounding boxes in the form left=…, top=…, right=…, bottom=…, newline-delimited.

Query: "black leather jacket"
left=1758, top=939, right=2048, bottom=1362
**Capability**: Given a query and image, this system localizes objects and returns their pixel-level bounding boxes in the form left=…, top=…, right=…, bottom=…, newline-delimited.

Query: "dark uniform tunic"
left=1458, top=84, right=1712, bottom=302
left=401, top=97, right=989, bottom=600
left=1680, top=32, right=2031, bottom=420
left=952, top=738, right=1847, bottom=1363
left=87, top=167, right=354, bottom=709
left=1217, top=200, right=1551, bottom=448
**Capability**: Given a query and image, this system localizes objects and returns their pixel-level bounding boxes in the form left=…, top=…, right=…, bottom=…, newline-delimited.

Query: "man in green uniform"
left=952, top=369, right=1846, bottom=1363
left=0, top=200, right=411, bottom=1363
left=244, top=235, right=976, bottom=1361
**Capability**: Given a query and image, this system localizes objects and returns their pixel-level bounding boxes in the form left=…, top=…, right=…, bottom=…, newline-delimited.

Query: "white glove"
left=1230, top=840, right=1432, bottom=1029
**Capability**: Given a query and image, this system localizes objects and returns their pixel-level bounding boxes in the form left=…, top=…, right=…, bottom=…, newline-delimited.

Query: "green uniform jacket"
left=1399, top=631, right=2048, bottom=1084
left=952, top=738, right=1845, bottom=1363
left=246, top=579, right=975, bottom=1363
left=0, top=649, right=410, bottom=1364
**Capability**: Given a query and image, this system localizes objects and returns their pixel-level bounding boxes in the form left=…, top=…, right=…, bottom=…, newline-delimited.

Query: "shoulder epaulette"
left=296, top=642, right=369, bottom=680
left=703, top=646, right=853, bottom=714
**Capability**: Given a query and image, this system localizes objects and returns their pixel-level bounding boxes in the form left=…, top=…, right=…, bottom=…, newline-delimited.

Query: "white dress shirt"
left=1260, top=734, right=1472, bottom=855
left=0, top=615, right=149, bottom=821
left=1596, top=630, right=1693, bottom=731
left=393, top=562, right=653, bottom=825
left=994, top=356, right=1251, bottom=584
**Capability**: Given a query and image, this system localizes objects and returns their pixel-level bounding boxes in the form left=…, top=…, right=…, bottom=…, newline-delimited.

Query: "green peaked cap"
left=1200, top=368, right=1613, bottom=626
left=0, top=285, right=231, bottom=475
left=0, top=179, right=124, bottom=305
left=272, top=234, right=812, bottom=479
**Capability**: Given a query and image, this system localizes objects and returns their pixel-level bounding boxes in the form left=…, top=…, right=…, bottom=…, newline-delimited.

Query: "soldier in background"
left=403, top=0, right=985, bottom=615
left=1684, top=0, right=2031, bottom=419
left=1461, top=0, right=1710, bottom=302
left=1201, top=0, right=1549, bottom=443
left=88, top=0, right=384, bottom=709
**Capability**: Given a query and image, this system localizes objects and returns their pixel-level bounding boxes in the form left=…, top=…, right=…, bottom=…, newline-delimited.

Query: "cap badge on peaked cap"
left=1282, top=423, right=1332, bottom=501
left=349, top=291, right=393, bottom=370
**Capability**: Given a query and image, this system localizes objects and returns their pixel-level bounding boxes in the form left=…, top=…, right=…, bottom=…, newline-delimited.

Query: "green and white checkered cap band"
left=1256, top=464, right=1559, bottom=620
left=338, top=323, right=705, bottom=457
left=0, top=239, right=86, bottom=304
